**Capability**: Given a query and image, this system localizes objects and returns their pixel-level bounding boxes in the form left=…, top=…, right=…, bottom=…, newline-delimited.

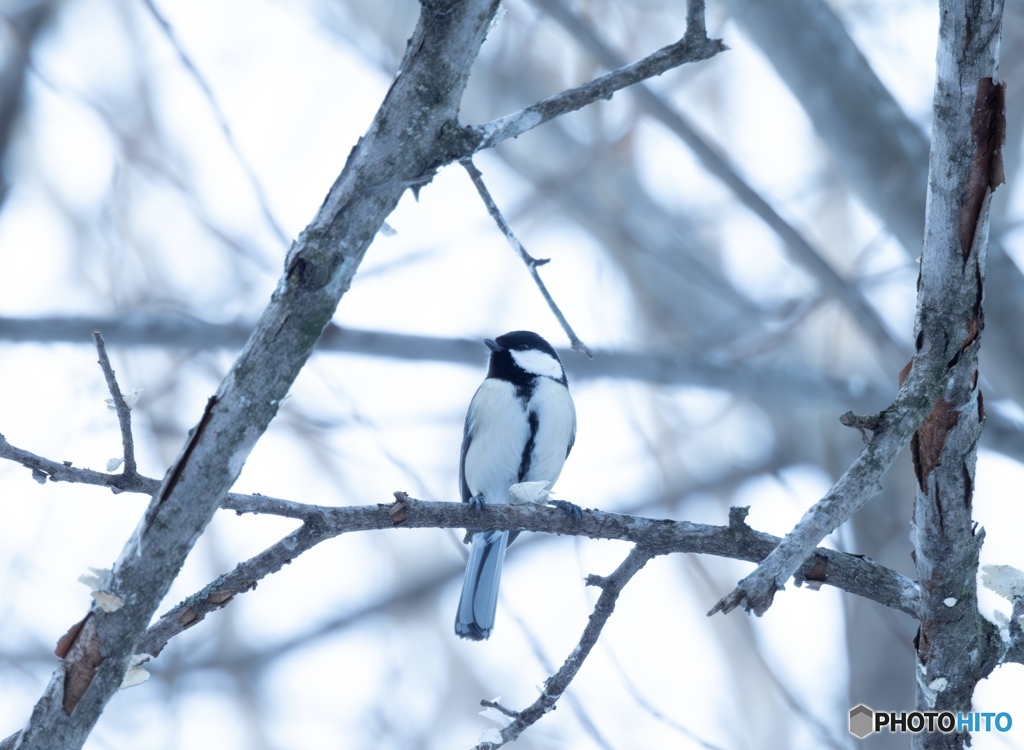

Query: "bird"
left=455, top=330, right=577, bottom=641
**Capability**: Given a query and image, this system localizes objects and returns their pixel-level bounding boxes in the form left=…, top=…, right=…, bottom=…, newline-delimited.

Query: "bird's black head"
left=484, top=330, right=566, bottom=386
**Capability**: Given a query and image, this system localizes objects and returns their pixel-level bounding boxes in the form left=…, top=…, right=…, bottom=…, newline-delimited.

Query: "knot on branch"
left=480, top=698, right=519, bottom=719
left=585, top=573, right=610, bottom=589
left=388, top=492, right=411, bottom=525
left=794, top=552, right=829, bottom=592
left=727, top=506, right=751, bottom=533
left=840, top=411, right=881, bottom=443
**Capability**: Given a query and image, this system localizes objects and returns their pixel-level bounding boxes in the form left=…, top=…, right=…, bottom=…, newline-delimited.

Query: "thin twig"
left=475, top=545, right=654, bottom=748
left=92, top=330, right=137, bottom=478
left=707, top=347, right=945, bottom=618
left=480, top=699, right=519, bottom=719
left=531, top=0, right=908, bottom=373
left=466, top=23, right=724, bottom=151
left=684, top=0, right=708, bottom=40
left=139, top=0, right=289, bottom=247
left=462, top=158, right=593, bottom=357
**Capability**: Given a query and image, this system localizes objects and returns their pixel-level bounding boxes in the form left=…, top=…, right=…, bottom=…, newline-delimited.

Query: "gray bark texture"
left=910, top=1, right=1005, bottom=747
left=0, top=0, right=1020, bottom=746
left=10, top=1, right=503, bottom=747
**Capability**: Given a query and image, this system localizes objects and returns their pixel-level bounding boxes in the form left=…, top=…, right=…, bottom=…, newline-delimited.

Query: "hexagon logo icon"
left=849, top=704, right=874, bottom=739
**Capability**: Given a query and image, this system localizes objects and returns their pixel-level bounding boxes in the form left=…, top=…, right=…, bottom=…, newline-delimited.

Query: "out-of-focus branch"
left=475, top=545, right=654, bottom=749
left=721, top=0, right=930, bottom=252
left=0, top=0, right=54, bottom=211
left=462, top=158, right=592, bottom=356
left=139, top=0, right=289, bottom=246
left=723, top=0, right=1024, bottom=406
left=8, top=317, right=1024, bottom=463
left=0, top=315, right=890, bottom=405
left=530, top=0, right=908, bottom=373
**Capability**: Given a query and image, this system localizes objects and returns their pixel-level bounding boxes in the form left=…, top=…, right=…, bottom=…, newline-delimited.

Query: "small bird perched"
left=455, top=331, right=577, bottom=641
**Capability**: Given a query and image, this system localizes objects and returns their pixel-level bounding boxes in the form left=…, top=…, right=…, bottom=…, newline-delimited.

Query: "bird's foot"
left=467, top=495, right=487, bottom=512
left=549, top=499, right=582, bottom=526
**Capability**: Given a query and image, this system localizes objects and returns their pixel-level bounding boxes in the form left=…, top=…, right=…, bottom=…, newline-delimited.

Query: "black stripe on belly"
left=517, top=411, right=539, bottom=482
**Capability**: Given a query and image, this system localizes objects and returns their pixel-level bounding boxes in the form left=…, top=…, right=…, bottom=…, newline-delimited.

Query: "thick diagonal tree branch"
left=910, top=2, right=1005, bottom=746
left=708, top=351, right=944, bottom=616
left=9, top=2, right=504, bottom=748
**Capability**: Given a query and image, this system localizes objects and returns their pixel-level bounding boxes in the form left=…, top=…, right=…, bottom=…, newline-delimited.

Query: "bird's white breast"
left=463, top=378, right=575, bottom=505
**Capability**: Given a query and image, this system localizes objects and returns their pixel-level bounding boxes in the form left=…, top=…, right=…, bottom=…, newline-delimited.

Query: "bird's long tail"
left=455, top=529, right=508, bottom=640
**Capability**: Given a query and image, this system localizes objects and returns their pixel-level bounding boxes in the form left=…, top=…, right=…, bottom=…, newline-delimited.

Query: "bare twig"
left=462, top=158, right=592, bottom=357
left=684, top=0, right=708, bottom=41
left=92, top=330, right=138, bottom=478
left=0, top=315, right=893, bottom=406
left=0, top=0, right=54, bottom=213
left=467, top=16, right=723, bottom=150
left=707, top=349, right=944, bottom=617
left=139, top=0, right=289, bottom=246
left=137, top=520, right=324, bottom=657
left=480, top=699, right=519, bottom=719
left=531, top=0, right=907, bottom=372
left=475, top=545, right=654, bottom=748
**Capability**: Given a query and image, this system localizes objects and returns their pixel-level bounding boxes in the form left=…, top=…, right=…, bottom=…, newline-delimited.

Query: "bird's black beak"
left=484, top=338, right=502, bottom=353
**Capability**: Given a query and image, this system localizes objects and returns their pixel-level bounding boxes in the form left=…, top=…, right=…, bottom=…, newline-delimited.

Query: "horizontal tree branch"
left=7, top=451, right=927, bottom=674
left=0, top=315, right=889, bottom=407
left=129, top=495, right=922, bottom=665
left=0, top=421, right=928, bottom=670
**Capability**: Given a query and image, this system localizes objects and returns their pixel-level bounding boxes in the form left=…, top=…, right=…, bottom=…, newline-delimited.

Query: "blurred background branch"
left=1, top=0, right=1022, bottom=747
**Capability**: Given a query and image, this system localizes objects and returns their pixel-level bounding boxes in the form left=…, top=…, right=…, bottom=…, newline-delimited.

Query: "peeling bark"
left=959, top=78, right=1006, bottom=259
left=910, top=2, right=1005, bottom=748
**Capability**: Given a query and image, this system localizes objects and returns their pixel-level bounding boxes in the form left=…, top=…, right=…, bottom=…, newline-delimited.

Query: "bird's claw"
left=468, top=495, right=486, bottom=512
left=549, top=499, right=582, bottom=526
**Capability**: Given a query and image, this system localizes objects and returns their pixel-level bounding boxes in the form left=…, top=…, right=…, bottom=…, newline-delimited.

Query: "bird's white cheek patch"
left=510, top=348, right=563, bottom=379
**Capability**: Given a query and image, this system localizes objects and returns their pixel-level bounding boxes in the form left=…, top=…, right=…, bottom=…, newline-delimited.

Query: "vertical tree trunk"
left=911, top=1, right=1005, bottom=747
